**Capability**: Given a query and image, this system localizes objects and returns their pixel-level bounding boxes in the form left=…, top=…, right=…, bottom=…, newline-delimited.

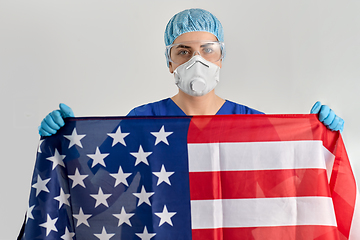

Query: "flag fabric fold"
left=21, top=114, right=359, bottom=240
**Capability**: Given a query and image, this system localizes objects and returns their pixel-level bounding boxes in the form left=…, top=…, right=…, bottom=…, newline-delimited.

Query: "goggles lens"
left=167, top=41, right=224, bottom=65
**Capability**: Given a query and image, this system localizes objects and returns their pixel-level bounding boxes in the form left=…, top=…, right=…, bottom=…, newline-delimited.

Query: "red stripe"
left=189, top=169, right=330, bottom=200
left=187, top=115, right=338, bottom=153
left=329, top=135, right=357, bottom=239
left=192, top=225, right=343, bottom=240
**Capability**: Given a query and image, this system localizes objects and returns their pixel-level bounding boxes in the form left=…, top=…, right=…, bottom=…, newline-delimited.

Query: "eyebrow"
left=175, top=43, right=215, bottom=49
left=200, top=43, right=215, bottom=48
left=175, top=45, right=191, bottom=49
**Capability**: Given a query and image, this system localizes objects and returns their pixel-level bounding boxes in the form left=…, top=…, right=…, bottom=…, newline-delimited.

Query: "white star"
left=113, top=207, right=134, bottom=227
left=110, top=166, right=132, bottom=187
left=68, top=168, right=88, bottom=188
left=73, top=207, right=91, bottom=227
left=46, top=149, right=66, bottom=170
left=94, top=227, right=115, bottom=240
left=38, top=139, right=44, bottom=153
left=39, top=214, right=58, bottom=236
left=152, top=165, right=174, bottom=186
left=32, top=175, right=50, bottom=196
left=90, top=188, right=112, bottom=208
left=107, top=126, right=129, bottom=147
left=54, top=188, right=70, bottom=209
left=151, top=125, right=173, bottom=145
left=135, top=226, right=156, bottom=240
left=26, top=205, right=35, bottom=223
left=61, top=227, right=75, bottom=240
left=87, top=147, right=109, bottom=168
left=155, top=205, right=176, bottom=226
left=133, top=186, right=154, bottom=206
left=130, top=145, right=152, bottom=166
left=64, top=128, right=86, bottom=148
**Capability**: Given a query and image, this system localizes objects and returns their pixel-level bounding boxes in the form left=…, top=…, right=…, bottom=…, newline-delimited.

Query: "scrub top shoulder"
left=126, top=98, right=263, bottom=116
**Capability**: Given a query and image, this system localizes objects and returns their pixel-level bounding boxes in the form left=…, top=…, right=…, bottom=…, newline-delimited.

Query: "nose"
left=192, top=51, right=201, bottom=56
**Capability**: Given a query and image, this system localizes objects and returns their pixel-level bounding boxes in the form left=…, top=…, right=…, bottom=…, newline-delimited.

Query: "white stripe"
left=191, top=197, right=337, bottom=229
left=188, top=141, right=334, bottom=172
left=323, top=146, right=335, bottom=182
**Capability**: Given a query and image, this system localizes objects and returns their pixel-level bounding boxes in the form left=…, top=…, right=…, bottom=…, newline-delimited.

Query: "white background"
left=1, top=1, right=359, bottom=239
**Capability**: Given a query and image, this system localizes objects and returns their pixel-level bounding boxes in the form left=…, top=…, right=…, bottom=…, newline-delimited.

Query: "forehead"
left=173, top=31, right=218, bottom=44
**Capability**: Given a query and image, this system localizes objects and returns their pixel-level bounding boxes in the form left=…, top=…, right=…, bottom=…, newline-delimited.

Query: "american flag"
left=22, top=115, right=360, bottom=240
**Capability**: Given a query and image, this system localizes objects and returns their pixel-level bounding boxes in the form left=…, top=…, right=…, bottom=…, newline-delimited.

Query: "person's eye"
left=203, top=48, right=214, bottom=54
left=177, top=49, right=189, bottom=55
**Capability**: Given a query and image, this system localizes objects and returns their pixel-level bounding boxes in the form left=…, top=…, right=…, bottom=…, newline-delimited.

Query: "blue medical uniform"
left=127, top=98, right=263, bottom=116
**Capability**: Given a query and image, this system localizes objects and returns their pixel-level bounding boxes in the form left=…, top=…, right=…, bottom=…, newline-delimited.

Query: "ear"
left=169, top=62, right=174, bottom=73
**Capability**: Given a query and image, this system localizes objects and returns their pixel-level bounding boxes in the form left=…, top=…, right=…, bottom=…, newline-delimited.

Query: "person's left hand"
left=310, top=101, right=344, bottom=133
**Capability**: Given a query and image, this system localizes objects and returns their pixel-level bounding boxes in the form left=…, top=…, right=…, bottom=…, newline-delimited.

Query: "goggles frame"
left=165, top=41, right=225, bottom=65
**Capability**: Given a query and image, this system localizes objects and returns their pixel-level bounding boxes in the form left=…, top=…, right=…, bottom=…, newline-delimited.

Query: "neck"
left=171, top=90, right=225, bottom=115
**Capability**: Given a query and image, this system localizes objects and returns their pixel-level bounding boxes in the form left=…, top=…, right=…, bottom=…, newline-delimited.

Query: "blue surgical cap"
left=164, top=8, right=224, bottom=46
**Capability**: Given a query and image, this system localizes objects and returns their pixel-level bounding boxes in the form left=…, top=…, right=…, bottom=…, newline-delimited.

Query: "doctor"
left=38, top=8, right=344, bottom=136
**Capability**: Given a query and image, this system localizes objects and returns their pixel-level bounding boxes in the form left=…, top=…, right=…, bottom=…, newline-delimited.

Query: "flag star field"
left=25, top=117, right=192, bottom=240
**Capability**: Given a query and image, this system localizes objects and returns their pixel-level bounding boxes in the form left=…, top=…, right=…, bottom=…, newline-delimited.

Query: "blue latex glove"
left=310, top=101, right=344, bottom=132
left=38, top=103, right=74, bottom=136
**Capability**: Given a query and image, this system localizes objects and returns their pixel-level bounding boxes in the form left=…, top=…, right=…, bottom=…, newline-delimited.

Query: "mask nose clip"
left=186, top=55, right=210, bottom=70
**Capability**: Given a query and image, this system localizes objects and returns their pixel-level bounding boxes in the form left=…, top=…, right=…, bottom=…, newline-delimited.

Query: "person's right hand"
left=38, top=103, right=74, bottom=136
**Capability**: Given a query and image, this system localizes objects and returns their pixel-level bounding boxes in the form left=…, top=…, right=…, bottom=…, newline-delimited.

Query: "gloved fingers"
left=59, top=103, right=74, bottom=118
left=40, top=118, right=58, bottom=135
left=38, top=125, right=52, bottom=137
left=334, top=118, right=345, bottom=132
left=48, top=110, right=65, bottom=128
left=328, top=116, right=340, bottom=130
left=311, top=102, right=344, bottom=133
left=318, top=105, right=330, bottom=122
left=310, top=101, right=322, bottom=114
left=322, top=109, right=335, bottom=126
left=37, top=104, right=71, bottom=137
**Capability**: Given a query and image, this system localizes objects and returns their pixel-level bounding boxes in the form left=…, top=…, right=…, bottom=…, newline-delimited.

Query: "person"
left=37, top=8, right=344, bottom=137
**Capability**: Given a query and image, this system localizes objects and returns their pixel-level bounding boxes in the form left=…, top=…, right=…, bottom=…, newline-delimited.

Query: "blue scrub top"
left=127, top=98, right=263, bottom=116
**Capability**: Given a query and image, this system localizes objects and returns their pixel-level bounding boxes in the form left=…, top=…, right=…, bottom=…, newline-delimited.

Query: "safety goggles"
left=165, top=41, right=225, bottom=65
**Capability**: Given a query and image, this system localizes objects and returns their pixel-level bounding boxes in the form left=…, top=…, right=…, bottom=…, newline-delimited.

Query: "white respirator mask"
left=173, top=55, right=220, bottom=97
